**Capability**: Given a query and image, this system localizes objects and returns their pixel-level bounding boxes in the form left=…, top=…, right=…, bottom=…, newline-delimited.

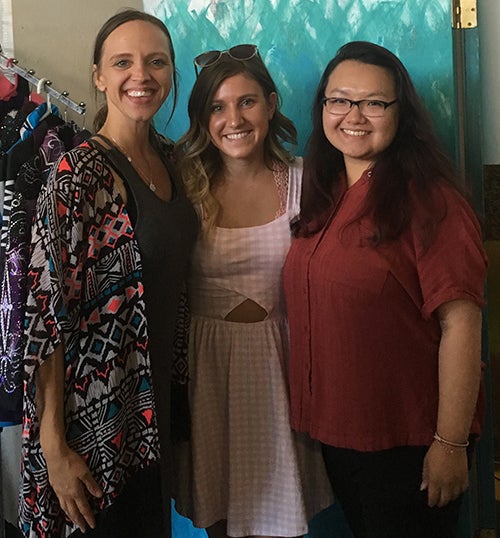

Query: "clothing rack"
left=0, top=46, right=86, bottom=535
left=0, top=45, right=86, bottom=115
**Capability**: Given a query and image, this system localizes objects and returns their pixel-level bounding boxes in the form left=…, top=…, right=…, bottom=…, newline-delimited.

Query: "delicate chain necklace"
left=110, top=135, right=157, bottom=192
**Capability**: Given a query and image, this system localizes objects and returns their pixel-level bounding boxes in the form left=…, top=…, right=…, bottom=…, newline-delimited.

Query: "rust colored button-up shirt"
left=283, top=173, right=487, bottom=451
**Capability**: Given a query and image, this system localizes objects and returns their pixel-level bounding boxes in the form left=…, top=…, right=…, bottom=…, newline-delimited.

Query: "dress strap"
left=273, top=160, right=288, bottom=218
left=287, top=157, right=303, bottom=214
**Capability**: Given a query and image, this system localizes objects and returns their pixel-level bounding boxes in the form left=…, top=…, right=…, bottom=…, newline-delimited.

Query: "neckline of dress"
left=214, top=160, right=289, bottom=231
left=215, top=211, right=290, bottom=232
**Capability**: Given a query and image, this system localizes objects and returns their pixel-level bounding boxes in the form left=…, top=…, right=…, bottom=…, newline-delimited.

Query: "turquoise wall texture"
left=146, top=1, right=456, bottom=536
left=148, top=0, right=455, bottom=157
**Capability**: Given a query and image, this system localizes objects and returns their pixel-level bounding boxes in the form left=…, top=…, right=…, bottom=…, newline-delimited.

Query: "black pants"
left=69, top=464, right=168, bottom=538
left=321, top=445, right=466, bottom=538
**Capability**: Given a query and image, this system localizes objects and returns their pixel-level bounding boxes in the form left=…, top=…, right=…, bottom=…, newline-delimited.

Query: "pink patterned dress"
left=175, top=158, right=333, bottom=537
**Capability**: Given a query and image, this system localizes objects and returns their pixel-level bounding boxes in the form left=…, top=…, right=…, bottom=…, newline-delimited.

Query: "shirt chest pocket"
left=322, top=259, right=389, bottom=299
left=313, top=221, right=389, bottom=299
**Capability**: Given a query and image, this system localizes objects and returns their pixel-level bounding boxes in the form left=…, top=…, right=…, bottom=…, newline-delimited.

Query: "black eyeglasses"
left=193, top=44, right=259, bottom=76
left=322, top=97, right=398, bottom=118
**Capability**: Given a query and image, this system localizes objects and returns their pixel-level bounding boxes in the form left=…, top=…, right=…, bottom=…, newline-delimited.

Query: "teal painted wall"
left=147, top=0, right=456, bottom=157
left=147, top=1, right=459, bottom=536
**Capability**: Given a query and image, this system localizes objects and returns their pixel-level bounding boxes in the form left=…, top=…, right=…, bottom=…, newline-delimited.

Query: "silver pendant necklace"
left=110, top=136, right=157, bottom=192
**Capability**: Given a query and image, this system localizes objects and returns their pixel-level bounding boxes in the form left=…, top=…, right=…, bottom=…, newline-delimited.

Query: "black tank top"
left=90, top=134, right=198, bottom=351
left=90, top=134, right=198, bottom=530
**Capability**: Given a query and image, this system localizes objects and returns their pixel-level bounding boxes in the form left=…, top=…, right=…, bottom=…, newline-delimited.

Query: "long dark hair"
left=177, top=53, right=297, bottom=231
left=294, top=40, right=460, bottom=244
left=92, top=9, right=178, bottom=132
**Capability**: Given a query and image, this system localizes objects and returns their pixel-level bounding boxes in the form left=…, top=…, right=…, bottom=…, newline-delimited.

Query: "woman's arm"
left=420, top=298, right=482, bottom=507
left=36, top=344, right=103, bottom=531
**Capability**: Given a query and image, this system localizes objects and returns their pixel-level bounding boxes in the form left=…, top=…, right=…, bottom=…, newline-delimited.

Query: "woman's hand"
left=45, top=445, right=103, bottom=532
left=420, top=298, right=482, bottom=508
left=420, top=441, right=468, bottom=507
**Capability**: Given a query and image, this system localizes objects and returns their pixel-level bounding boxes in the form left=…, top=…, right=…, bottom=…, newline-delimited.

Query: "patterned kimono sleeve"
left=24, top=151, right=84, bottom=380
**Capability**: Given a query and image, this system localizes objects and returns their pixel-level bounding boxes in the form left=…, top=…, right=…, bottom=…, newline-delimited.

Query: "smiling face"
left=322, top=59, right=399, bottom=184
left=93, top=19, right=173, bottom=127
left=207, top=73, right=277, bottom=164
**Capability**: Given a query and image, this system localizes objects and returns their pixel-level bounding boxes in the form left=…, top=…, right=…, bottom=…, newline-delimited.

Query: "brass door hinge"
left=452, top=0, right=478, bottom=28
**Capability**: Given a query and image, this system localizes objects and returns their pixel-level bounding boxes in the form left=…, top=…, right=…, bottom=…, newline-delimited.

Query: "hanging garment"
left=0, top=102, right=37, bottom=155
left=0, top=71, right=18, bottom=101
left=0, top=76, right=28, bottom=124
left=0, top=119, right=87, bottom=423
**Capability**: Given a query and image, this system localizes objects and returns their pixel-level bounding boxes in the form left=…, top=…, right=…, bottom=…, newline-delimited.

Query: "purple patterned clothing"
left=19, top=141, right=160, bottom=537
left=0, top=192, right=29, bottom=419
left=0, top=123, right=80, bottom=423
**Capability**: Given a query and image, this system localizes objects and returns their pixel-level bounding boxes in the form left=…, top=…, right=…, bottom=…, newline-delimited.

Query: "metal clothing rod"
left=0, top=46, right=86, bottom=115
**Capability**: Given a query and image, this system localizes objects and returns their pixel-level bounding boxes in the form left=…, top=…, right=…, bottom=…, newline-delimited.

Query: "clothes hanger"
left=37, top=78, right=53, bottom=121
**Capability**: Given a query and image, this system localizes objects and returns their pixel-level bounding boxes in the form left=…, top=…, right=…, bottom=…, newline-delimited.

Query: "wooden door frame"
left=452, top=17, right=497, bottom=536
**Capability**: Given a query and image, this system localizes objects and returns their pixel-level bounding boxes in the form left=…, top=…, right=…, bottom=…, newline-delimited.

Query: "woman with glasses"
left=174, top=45, right=332, bottom=538
left=283, top=41, right=487, bottom=538
left=19, top=9, right=198, bottom=537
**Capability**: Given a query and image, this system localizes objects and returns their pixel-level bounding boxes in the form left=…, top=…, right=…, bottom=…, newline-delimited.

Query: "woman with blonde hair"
left=174, top=45, right=332, bottom=538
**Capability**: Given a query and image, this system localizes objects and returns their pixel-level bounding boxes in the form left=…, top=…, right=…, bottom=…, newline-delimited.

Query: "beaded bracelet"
left=433, top=432, right=469, bottom=448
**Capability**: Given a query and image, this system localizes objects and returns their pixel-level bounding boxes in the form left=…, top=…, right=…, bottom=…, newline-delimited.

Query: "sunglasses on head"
left=193, top=44, right=259, bottom=76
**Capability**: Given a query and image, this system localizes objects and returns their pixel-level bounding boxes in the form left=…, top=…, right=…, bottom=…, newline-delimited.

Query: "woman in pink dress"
left=174, top=45, right=332, bottom=538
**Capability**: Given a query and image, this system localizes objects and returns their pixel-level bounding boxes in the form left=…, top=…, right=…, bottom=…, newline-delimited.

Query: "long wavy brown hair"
left=176, top=53, right=297, bottom=232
